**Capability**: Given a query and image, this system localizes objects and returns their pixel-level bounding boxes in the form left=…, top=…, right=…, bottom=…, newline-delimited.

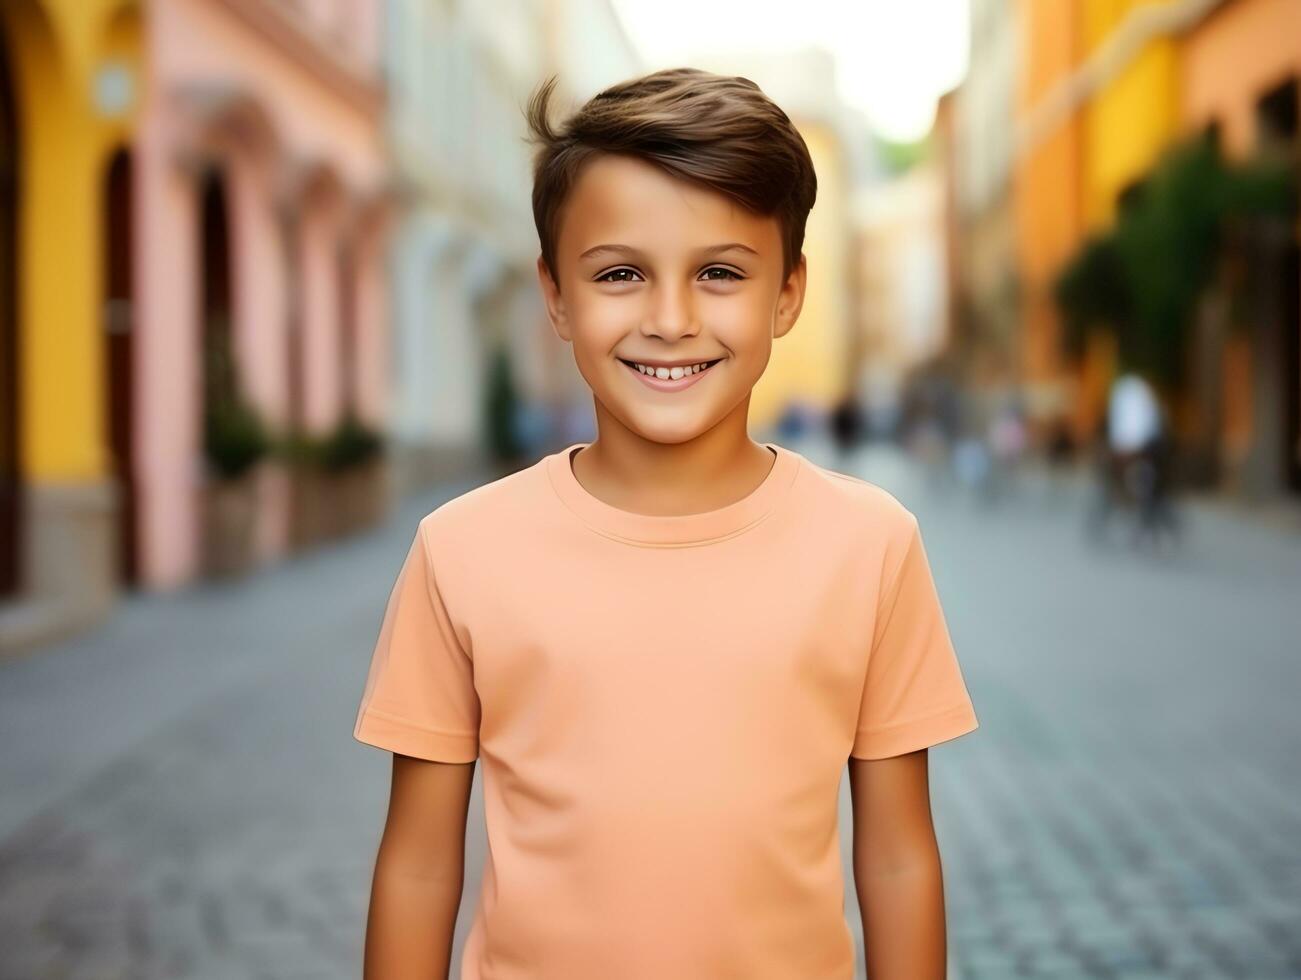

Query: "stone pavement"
left=1, top=440, right=1299, bottom=979
left=813, top=438, right=1301, bottom=980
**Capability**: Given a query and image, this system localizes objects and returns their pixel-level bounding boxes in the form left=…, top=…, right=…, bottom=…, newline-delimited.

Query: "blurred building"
left=948, top=0, right=1021, bottom=406
left=384, top=0, right=640, bottom=490
left=385, top=0, right=542, bottom=487
left=995, top=0, right=1299, bottom=501
left=855, top=159, right=951, bottom=380
left=0, top=0, right=142, bottom=647
left=1180, top=0, right=1301, bottom=497
left=1008, top=0, right=1088, bottom=446
left=1, top=0, right=155, bottom=647
left=1011, top=0, right=1205, bottom=447
left=140, top=0, right=391, bottom=587
left=0, top=0, right=392, bottom=649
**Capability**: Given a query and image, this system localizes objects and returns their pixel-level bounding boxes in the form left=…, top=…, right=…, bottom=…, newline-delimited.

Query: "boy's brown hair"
left=524, top=67, right=818, bottom=284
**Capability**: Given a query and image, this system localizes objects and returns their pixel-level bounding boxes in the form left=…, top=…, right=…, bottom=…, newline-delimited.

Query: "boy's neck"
left=569, top=426, right=777, bottom=518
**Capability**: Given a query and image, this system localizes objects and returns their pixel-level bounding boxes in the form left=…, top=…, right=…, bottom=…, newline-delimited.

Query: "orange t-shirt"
left=353, top=441, right=979, bottom=979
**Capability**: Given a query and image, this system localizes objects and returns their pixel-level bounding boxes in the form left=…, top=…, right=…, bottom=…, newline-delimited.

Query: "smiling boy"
left=353, top=68, right=979, bottom=979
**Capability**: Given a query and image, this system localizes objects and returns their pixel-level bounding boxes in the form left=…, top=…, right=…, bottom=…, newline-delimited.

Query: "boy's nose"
left=644, top=282, right=697, bottom=340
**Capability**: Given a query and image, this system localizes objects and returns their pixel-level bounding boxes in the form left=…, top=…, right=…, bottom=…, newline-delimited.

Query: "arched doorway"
left=103, top=148, right=137, bottom=584
left=200, top=166, right=235, bottom=443
left=0, top=20, right=20, bottom=598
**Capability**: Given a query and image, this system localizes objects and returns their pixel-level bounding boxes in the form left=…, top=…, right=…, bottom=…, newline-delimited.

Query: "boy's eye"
left=700, top=266, right=743, bottom=282
left=595, top=267, right=643, bottom=284
left=594, top=266, right=744, bottom=284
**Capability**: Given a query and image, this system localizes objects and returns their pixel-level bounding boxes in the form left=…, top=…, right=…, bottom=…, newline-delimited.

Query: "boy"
left=353, top=67, right=979, bottom=980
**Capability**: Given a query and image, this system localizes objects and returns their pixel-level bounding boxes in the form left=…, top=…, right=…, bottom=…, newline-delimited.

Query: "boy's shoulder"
left=794, top=454, right=918, bottom=539
left=416, top=456, right=545, bottom=542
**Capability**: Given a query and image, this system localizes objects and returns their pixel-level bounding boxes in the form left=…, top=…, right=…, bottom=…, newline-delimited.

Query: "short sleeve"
left=353, top=518, right=481, bottom=762
left=851, top=516, right=979, bottom=760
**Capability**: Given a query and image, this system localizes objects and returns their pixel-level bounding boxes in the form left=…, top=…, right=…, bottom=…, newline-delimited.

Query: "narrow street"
left=2, top=442, right=1299, bottom=979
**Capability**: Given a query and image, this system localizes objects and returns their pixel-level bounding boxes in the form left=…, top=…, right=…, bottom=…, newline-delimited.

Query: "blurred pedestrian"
left=952, top=434, right=990, bottom=496
left=984, top=397, right=1028, bottom=503
left=829, top=389, right=863, bottom=461
left=1045, top=416, right=1075, bottom=468
left=1087, top=372, right=1181, bottom=549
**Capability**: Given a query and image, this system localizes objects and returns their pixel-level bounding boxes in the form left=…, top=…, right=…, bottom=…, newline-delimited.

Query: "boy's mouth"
left=617, top=357, right=724, bottom=380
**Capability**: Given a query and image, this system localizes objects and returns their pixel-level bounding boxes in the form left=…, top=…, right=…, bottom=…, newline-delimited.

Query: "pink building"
left=136, top=0, right=392, bottom=588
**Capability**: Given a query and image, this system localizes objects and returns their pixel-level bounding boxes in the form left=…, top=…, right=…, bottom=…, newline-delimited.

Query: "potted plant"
left=485, top=344, right=526, bottom=475
left=276, top=427, right=331, bottom=550
left=319, top=409, right=388, bottom=535
left=277, top=410, right=389, bottom=546
left=200, top=324, right=271, bottom=577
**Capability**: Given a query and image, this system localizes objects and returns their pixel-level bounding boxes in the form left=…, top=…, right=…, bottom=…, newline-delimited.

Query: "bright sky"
left=610, top=0, right=970, bottom=143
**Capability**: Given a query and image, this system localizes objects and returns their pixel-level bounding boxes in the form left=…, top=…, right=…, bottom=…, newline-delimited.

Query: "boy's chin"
left=609, top=408, right=732, bottom=446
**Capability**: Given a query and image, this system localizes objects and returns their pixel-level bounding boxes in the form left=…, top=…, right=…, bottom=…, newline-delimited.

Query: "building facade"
left=0, top=0, right=393, bottom=650
left=1, top=0, right=150, bottom=647
left=385, top=0, right=642, bottom=487
left=1179, top=0, right=1301, bottom=497
left=1006, top=0, right=1298, bottom=499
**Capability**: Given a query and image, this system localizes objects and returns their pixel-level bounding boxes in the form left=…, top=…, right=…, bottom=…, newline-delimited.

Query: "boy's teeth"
left=634, top=362, right=709, bottom=379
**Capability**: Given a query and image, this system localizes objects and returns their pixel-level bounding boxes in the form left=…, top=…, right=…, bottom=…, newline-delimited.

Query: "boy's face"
left=537, top=153, right=806, bottom=446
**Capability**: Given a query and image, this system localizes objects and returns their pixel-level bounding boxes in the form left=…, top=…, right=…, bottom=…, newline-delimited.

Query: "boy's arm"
left=848, top=750, right=948, bottom=980
left=362, top=753, right=476, bottom=980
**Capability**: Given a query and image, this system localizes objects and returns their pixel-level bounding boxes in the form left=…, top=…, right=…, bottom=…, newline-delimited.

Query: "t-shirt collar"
left=545, top=440, right=801, bottom=547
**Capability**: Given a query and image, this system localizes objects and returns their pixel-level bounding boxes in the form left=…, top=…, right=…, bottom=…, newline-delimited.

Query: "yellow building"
left=0, top=0, right=141, bottom=647
left=1080, top=0, right=1184, bottom=231
left=751, top=119, right=853, bottom=430
left=1077, top=0, right=1186, bottom=440
left=1013, top=0, right=1086, bottom=438
left=1014, top=0, right=1220, bottom=445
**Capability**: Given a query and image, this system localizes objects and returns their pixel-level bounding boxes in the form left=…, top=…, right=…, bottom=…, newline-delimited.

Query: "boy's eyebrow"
left=577, top=242, right=760, bottom=261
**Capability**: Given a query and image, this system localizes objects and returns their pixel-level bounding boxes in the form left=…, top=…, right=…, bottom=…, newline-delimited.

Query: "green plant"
left=1055, top=234, right=1129, bottom=361
left=485, top=344, right=524, bottom=460
left=204, top=394, right=271, bottom=479
left=317, top=409, right=385, bottom=473
left=202, top=317, right=270, bottom=479
left=1054, top=133, right=1293, bottom=386
left=874, top=132, right=933, bottom=176
left=267, top=412, right=385, bottom=473
left=270, top=429, right=326, bottom=468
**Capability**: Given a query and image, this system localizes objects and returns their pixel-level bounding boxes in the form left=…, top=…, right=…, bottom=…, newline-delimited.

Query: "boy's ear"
left=773, top=252, right=808, bottom=340
left=536, top=254, right=572, bottom=341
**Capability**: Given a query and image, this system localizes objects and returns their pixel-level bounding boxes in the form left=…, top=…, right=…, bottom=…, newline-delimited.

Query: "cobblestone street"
left=2, top=442, right=1299, bottom=980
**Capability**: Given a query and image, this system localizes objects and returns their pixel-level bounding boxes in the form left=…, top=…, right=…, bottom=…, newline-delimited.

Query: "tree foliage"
left=1054, top=133, right=1294, bottom=386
